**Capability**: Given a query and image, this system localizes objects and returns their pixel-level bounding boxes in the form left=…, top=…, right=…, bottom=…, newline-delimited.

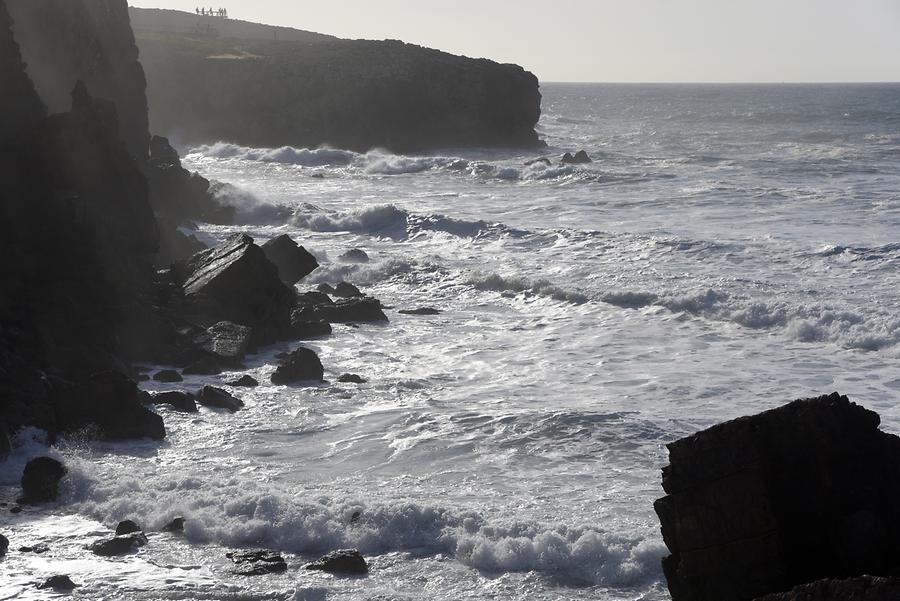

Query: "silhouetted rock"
left=261, top=235, right=318, bottom=286
left=0, top=424, right=10, bottom=462
left=338, top=248, right=369, bottom=263
left=193, top=321, right=253, bottom=364
left=182, top=357, right=225, bottom=375
left=654, top=393, right=900, bottom=601
left=55, top=372, right=165, bottom=440
left=271, top=347, right=324, bottom=385
left=338, top=374, right=367, bottom=384
left=754, top=576, right=900, bottom=601
left=132, top=9, right=544, bottom=153
left=162, top=516, right=185, bottom=532
left=305, top=549, right=368, bottom=574
left=115, top=520, right=142, bottom=535
left=333, top=282, right=362, bottom=298
left=149, top=391, right=198, bottom=413
left=20, top=457, right=66, bottom=504
left=178, top=234, right=295, bottom=347
left=317, top=298, right=389, bottom=323
left=37, top=575, right=77, bottom=591
left=19, top=544, right=49, bottom=554
left=227, top=375, right=259, bottom=387
left=196, top=386, right=244, bottom=412
left=561, top=150, right=591, bottom=164
left=0, top=533, right=8, bottom=556
left=227, top=549, right=287, bottom=576
left=525, top=157, right=552, bottom=166
left=89, top=532, right=147, bottom=556
left=399, top=307, right=441, bottom=316
left=153, top=369, right=183, bottom=382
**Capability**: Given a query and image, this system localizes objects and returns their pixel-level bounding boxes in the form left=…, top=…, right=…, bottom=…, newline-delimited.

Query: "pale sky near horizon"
left=128, top=0, right=900, bottom=83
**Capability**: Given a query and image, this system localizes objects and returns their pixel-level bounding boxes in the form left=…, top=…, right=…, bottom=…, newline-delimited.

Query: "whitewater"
left=2, top=83, right=900, bottom=600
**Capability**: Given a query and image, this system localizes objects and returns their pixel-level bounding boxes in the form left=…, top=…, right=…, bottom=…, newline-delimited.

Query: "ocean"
left=2, top=82, right=900, bottom=600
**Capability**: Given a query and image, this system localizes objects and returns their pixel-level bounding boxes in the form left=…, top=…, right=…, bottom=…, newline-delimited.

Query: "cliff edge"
left=130, top=7, right=543, bottom=153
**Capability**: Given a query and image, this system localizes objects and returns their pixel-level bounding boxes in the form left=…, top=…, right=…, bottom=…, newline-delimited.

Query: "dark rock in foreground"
left=182, top=357, right=225, bottom=375
left=754, top=576, right=900, bottom=601
left=89, top=531, right=147, bottom=556
left=305, top=549, right=368, bottom=575
left=149, top=391, right=198, bottom=413
left=196, top=386, right=244, bottom=412
left=227, top=549, right=288, bottom=576
left=261, top=234, right=318, bottom=286
left=20, top=457, right=66, bottom=504
left=153, top=369, right=183, bottom=382
left=37, top=575, right=77, bottom=591
left=332, top=282, right=362, bottom=298
left=0, top=533, right=8, bottom=556
left=289, top=319, right=333, bottom=340
left=399, top=307, right=441, bottom=316
left=227, top=375, right=259, bottom=388
left=271, top=348, right=324, bottom=385
left=654, top=392, right=900, bottom=601
left=293, top=293, right=388, bottom=325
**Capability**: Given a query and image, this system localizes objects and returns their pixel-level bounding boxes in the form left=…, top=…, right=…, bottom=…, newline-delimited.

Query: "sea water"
left=2, top=83, right=900, bottom=600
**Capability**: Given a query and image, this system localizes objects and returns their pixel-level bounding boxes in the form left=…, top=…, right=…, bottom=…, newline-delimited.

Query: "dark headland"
left=129, top=7, right=544, bottom=153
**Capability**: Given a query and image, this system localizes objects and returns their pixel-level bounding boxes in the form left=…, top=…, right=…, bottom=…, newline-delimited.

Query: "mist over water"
left=4, top=83, right=900, bottom=600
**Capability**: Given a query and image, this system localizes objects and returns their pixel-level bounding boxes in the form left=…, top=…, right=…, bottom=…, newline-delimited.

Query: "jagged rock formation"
left=655, top=393, right=900, bottom=601
left=754, top=576, right=900, bottom=601
left=130, top=7, right=543, bottom=152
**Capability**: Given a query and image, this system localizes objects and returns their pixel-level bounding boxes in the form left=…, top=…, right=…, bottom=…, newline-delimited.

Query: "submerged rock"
left=37, top=575, right=77, bottom=591
left=338, top=248, right=369, bottom=263
left=338, top=374, right=367, bottom=384
left=398, top=307, right=441, bottom=316
left=20, top=457, right=67, bottom=504
left=561, top=150, right=591, bottom=164
left=196, top=386, right=244, bottom=412
left=227, top=549, right=287, bottom=576
left=19, top=544, right=50, bottom=554
left=315, top=298, right=388, bottom=324
left=162, top=516, right=185, bottom=532
left=655, top=392, right=900, bottom=601
left=305, top=549, right=368, bottom=575
left=271, top=347, right=324, bottom=385
left=89, top=532, right=147, bottom=556
left=261, top=234, right=318, bottom=286
left=226, top=375, right=259, bottom=387
left=149, top=391, right=198, bottom=413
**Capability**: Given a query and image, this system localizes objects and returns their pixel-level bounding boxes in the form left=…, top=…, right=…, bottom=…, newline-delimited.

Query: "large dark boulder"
left=177, top=234, right=295, bottom=347
left=654, top=393, right=900, bottom=601
left=148, top=391, right=198, bottom=413
left=305, top=549, right=368, bottom=574
left=88, top=532, right=147, bottom=556
left=55, top=372, right=165, bottom=440
left=37, top=575, right=77, bottom=591
left=271, top=347, right=324, bottom=385
left=261, top=235, right=318, bottom=286
left=196, top=385, right=244, bottom=412
left=292, top=292, right=387, bottom=324
left=20, top=457, right=67, bottom=503
left=227, top=549, right=288, bottom=576
left=0, top=533, right=8, bottom=556
left=754, top=576, right=900, bottom=601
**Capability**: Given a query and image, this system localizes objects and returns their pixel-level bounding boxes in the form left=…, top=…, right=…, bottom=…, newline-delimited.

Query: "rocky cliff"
left=130, top=8, right=543, bottom=153
left=655, top=393, right=900, bottom=601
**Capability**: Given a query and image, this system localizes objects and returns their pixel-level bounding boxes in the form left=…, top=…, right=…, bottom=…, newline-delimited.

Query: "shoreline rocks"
left=227, top=549, right=287, bottom=576
left=261, top=234, right=318, bottom=286
left=271, top=347, right=324, bottom=385
left=655, top=392, right=900, bottom=601
left=20, top=457, right=66, bottom=504
left=305, top=549, right=368, bottom=575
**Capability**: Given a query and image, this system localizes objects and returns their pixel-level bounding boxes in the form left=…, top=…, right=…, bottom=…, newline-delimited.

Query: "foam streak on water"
left=3, top=83, right=900, bottom=600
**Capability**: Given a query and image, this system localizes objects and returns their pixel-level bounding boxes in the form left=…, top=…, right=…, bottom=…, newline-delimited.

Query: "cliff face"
left=7, top=0, right=150, bottom=160
left=131, top=8, right=543, bottom=153
left=0, top=0, right=43, bottom=141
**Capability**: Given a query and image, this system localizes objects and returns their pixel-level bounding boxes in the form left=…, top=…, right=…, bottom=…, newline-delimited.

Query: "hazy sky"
left=128, top=0, right=900, bottom=83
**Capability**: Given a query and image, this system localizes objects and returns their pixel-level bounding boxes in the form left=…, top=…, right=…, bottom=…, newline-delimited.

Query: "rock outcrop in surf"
left=130, top=7, right=544, bottom=153
left=655, top=393, right=900, bottom=601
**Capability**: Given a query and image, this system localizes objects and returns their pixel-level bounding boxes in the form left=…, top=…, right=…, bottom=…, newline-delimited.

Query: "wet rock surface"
left=655, top=392, right=900, bottom=601
left=89, top=531, right=147, bottom=556
left=305, top=548, right=368, bottom=575
left=115, top=520, right=142, bottom=535
left=37, top=575, right=77, bottom=591
left=226, top=375, right=259, bottom=387
left=149, top=391, right=198, bottom=413
left=162, top=516, right=185, bottom=532
left=227, top=549, right=288, bottom=576
left=338, top=373, right=367, bottom=384
left=271, top=347, right=325, bottom=385
left=754, top=576, right=900, bottom=601
left=152, top=369, right=183, bottom=382
left=192, top=320, right=253, bottom=364
left=399, top=307, right=441, bottom=316
left=196, top=385, right=244, bottom=412
left=20, top=457, right=66, bottom=504
left=261, top=234, right=318, bottom=286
